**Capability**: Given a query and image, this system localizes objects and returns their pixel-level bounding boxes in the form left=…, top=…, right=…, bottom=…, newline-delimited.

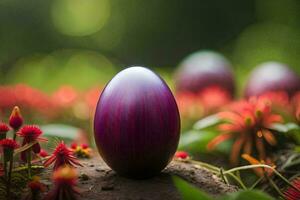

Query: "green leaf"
left=173, top=176, right=213, bottom=200
left=179, top=130, right=218, bottom=153
left=193, top=114, right=221, bottom=130
left=269, top=122, right=300, bottom=133
left=219, top=190, right=274, bottom=200
left=13, top=165, right=44, bottom=172
left=40, top=124, right=80, bottom=141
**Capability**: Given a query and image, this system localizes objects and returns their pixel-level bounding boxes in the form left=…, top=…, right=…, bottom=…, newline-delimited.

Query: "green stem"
left=226, top=172, right=247, bottom=189
left=13, top=130, right=17, bottom=141
left=7, top=155, right=14, bottom=199
left=224, top=164, right=274, bottom=174
left=27, top=148, right=32, bottom=179
left=250, top=177, right=264, bottom=190
left=220, top=168, right=228, bottom=185
left=224, top=164, right=300, bottom=193
left=281, top=154, right=298, bottom=169
left=13, top=165, right=44, bottom=172
left=190, top=160, right=247, bottom=189
left=266, top=175, right=284, bottom=197
left=189, top=160, right=220, bottom=172
left=283, top=159, right=300, bottom=169
left=8, top=155, right=14, bottom=183
left=3, top=157, right=7, bottom=179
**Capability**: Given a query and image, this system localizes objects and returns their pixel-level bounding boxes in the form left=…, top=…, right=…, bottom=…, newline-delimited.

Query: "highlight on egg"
left=94, top=66, right=180, bottom=179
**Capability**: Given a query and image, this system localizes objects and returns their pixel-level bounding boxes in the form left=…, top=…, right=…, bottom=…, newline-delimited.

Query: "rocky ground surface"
left=44, top=156, right=237, bottom=200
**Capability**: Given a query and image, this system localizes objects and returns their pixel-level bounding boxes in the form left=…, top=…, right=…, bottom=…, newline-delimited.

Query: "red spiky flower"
left=0, top=139, right=19, bottom=150
left=0, top=123, right=10, bottom=133
left=18, top=125, right=47, bottom=162
left=44, top=166, right=79, bottom=200
left=0, top=123, right=10, bottom=139
left=0, top=139, right=19, bottom=162
left=9, top=106, right=23, bottom=130
left=284, top=177, right=300, bottom=200
left=44, top=141, right=82, bottom=170
left=174, top=151, right=189, bottom=159
left=208, top=96, right=283, bottom=165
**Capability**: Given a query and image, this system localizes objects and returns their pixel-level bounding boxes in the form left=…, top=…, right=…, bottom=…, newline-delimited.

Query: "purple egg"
left=174, top=51, right=235, bottom=97
left=245, top=62, right=300, bottom=98
left=94, top=67, right=180, bottom=179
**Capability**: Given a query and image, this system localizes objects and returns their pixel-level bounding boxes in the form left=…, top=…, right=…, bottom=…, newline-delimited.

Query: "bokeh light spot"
left=51, top=0, right=110, bottom=36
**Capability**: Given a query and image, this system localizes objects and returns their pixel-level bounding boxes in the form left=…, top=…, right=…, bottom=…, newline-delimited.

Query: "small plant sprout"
left=18, top=125, right=47, bottom=178
left=44, top=141, right=82, bottom=170
left=0, top=122, right=10, bottom=140
left=44, top=165, right=79, bottom=200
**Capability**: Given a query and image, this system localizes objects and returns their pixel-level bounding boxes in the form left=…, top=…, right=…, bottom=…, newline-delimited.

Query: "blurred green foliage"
left=5, top=49, right=116, bottom=91
left=0, top=0, right=299, bottom=92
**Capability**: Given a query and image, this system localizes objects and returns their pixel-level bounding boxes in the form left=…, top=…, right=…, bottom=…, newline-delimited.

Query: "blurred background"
left=1, top=0, right=300, bottom=87
left=0, top=0, right=300, bottom=142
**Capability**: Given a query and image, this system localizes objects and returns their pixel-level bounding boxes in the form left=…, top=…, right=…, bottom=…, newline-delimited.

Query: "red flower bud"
left=174, top=151, right=189, bottom=159
left=70, top=142, right=78, bottom=150
left=39, top=149, right=49, bottom=158
left=81, top=144, right=88, bottom=149
left=71, top=143, right=92, bottom=158
left=9, top=106, right=23, bottom=130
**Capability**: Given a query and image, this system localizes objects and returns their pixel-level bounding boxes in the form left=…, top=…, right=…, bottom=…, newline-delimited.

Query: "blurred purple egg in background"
left=174, top=51, right=235, bottom=97
left=245, top=62, right=300, bottom=98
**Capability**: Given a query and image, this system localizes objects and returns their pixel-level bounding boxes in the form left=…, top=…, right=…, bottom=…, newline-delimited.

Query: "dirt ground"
left=51, top=156, right=237, bottom=200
